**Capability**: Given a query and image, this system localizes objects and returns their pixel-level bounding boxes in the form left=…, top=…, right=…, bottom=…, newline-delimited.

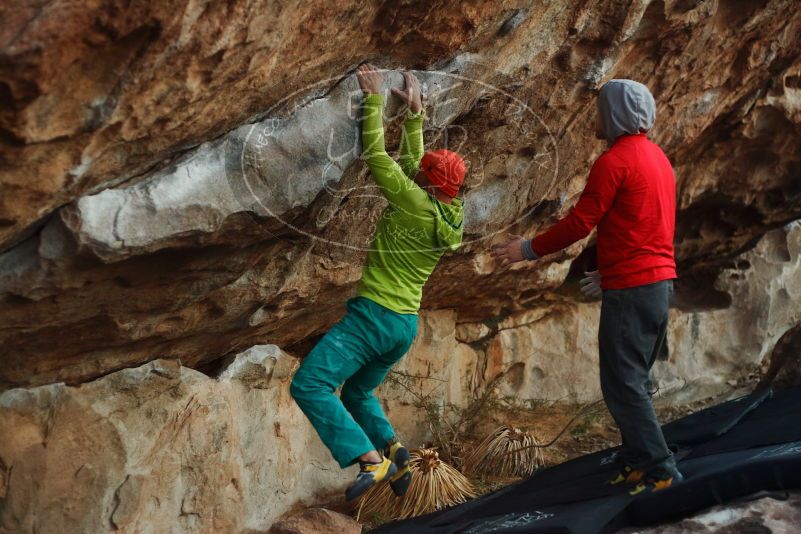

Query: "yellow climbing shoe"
left=386, top=441, right=412, bottom=497
left=610, top=465, right=645, bottom=485
left=629, top=471, right=684, bottom=496
left=345, top=457, right=397, bottom=501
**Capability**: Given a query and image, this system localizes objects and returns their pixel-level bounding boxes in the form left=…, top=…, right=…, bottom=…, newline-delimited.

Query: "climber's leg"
left=290, top=299, right=383, bottom=468
left=340, top=304, right=418, bottom=450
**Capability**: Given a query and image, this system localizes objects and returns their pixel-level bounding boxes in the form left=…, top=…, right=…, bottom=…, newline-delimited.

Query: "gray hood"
left=597, top=79, right=656, bottom=145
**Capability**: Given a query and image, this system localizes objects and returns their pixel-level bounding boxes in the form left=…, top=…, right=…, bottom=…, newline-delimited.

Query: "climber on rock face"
left=492, top=79, right=683, bottom=495
left=290, top=63, right=465, bottom=502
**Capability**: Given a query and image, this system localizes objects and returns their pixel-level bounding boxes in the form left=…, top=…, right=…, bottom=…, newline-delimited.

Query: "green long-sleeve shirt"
left=356, top=94, right=464, bottom=314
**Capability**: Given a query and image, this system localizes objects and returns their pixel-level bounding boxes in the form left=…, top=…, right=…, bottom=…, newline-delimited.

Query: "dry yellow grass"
left=357, top=448, right=477, bottom=521
left=462, top=426, right=545, bottom=477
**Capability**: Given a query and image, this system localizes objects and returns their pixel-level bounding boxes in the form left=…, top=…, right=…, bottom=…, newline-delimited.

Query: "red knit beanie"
left=420, top=149, right=465, bottom=198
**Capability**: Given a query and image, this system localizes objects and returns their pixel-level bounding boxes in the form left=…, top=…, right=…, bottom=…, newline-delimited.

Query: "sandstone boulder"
left=268, top=508, right=361, bottom=534
left=0, top=352, right=348, bottom=533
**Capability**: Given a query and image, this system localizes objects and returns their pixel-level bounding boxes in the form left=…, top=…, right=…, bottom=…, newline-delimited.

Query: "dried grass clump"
left=358, top=448, right=477, bottom=521
left=462, top=426, right=545, bottom=478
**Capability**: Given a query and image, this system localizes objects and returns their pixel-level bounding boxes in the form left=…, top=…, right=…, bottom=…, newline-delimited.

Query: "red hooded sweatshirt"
left=530, top=132, right=677, bottom=289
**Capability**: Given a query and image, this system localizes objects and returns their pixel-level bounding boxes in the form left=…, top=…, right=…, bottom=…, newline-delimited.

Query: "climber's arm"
left=392, top=71, right=426, bottom=178
left=357, top=64, right=428, bottom=210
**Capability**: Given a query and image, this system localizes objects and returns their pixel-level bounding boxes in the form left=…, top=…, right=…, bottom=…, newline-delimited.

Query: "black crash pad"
left=374, top=387, right=801, bottom=534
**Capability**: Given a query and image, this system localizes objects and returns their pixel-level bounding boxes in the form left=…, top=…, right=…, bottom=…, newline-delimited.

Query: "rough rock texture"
left=0, top=350, right=347, bottom=533
left=624, top=492, right=801, bottom=533
left=268, top=508, right=361, bottom=534
left=2, top=0, right=801, bottom=388
left=2, top=2, right=801, bottom=531
left=0, top=332, right=475, bottom=532
left=760, top=322, right=801, bottom=388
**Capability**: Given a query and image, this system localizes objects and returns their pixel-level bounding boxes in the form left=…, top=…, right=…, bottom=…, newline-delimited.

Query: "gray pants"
left=599, top=279, right=677, bottom=477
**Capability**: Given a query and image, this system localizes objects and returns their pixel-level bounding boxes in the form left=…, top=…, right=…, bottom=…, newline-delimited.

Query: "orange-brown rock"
left=2, top=2, right=801, bottom=532
left=1, top=2, right=800, bottom=394
left=269, top=508, right=361, bottom=534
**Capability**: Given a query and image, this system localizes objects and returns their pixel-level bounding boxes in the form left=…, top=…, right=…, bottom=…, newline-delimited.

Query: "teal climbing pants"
left=290, top=297, right=418, bottom=468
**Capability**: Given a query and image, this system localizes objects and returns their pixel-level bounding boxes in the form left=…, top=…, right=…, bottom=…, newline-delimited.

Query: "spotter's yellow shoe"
left=629, top=471, right=684, bottom=496
left=610, top=465, right=645, bottom=485
left=345, top=457, right=397, bottom=502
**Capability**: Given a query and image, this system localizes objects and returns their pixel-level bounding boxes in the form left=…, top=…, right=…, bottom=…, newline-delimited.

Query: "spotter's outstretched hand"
left=491, top=234, right=526, bottom=268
